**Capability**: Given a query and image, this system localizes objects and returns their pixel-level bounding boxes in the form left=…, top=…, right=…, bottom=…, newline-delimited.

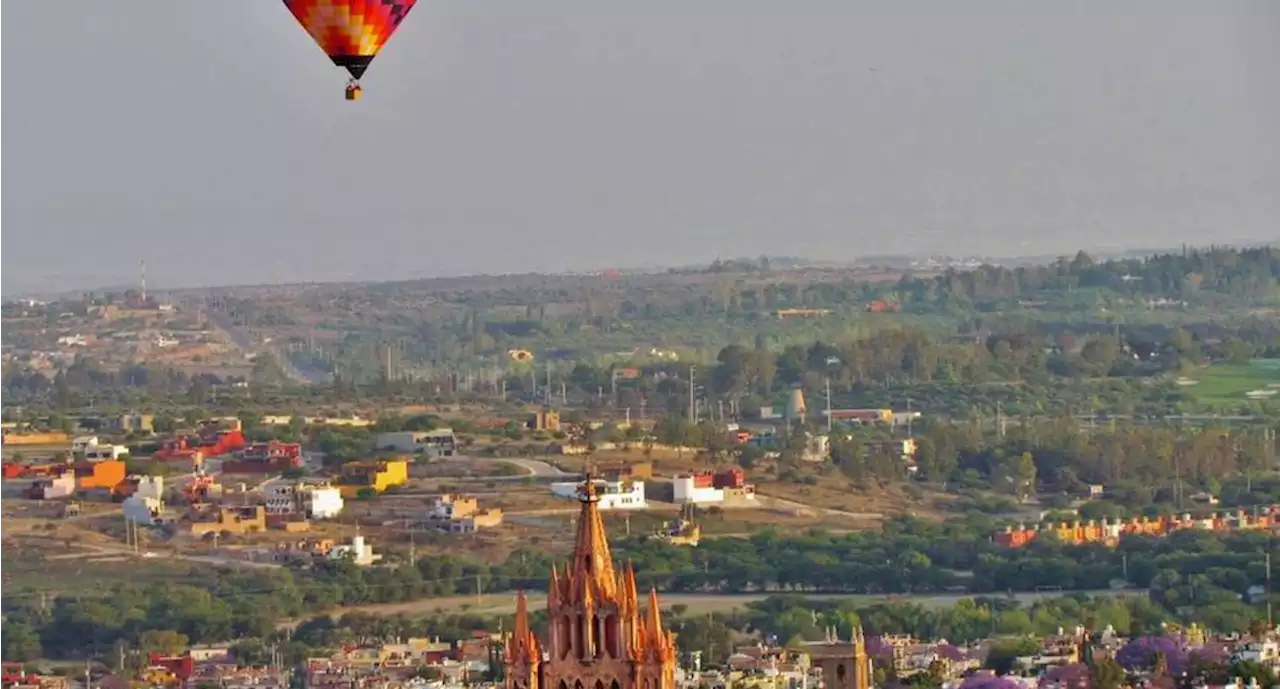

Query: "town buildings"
left=505, top=476, right=677, bottom=689
left=994, top=506, right=1280, bottom=548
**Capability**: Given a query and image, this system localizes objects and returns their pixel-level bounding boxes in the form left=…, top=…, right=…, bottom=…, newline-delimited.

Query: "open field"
left=1, top=536, right=208, bottom=600
left=1185, top=359, right=1280, bottom=405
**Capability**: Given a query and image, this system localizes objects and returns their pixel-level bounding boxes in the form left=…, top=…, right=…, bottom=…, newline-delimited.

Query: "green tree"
left=1089, top=658, right=1125, bottom=689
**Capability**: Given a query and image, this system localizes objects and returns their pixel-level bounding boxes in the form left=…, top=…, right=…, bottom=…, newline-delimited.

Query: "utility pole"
left=1173, top=447, right=1183, bottom=510
left=688, top=365, right=696, bottom=425
left=1267, top=551, right=1273, bottom=628
left=501, top=379, right=507, bottom=403
left=476, top=574, right=483, bottom=608
left=825, top=377, right=833, bottom=434
left=408, top=519, right=416, bottom=565
left=997, top=401, right=1006, bottom=440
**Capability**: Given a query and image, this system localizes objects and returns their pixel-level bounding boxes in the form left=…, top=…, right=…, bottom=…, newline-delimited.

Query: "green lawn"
left=1186, top=359, right=1280, bottom=406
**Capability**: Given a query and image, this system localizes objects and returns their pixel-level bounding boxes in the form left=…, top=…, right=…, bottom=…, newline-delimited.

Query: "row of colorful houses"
left=994, top=506, right=1280, bottom=548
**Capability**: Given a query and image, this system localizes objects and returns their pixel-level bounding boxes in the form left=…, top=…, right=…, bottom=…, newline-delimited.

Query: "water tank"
left=785, top=389, right=807, bottom=420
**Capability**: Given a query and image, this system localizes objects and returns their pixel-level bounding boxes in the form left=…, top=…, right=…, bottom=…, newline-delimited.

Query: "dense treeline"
left=6, top=517, right=1273, bottom=661
left=836, top=417, right=1279, bottom=492
left=270, top=245, right=1280, bottom=376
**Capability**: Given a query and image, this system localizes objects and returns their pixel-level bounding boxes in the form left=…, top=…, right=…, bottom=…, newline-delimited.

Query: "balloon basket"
left=345, top=85, right=363, bottom=101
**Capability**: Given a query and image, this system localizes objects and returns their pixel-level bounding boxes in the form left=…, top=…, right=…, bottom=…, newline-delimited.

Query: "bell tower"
left=808, top=626, right=872, bottom=689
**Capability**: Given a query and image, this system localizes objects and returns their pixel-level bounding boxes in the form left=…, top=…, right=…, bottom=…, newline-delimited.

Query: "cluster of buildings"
left=117, top=634, right=500, bottom=689
left=426, top=494, right=504, bottom=533
left=114, top=471, right=356, bottom=548
left=994, top=506, right=1280, bottom=548
left=672, top=468, right=757, bottom=505
left=18, top=459, right=128, bottom=499
left=308, top=635, right=497, bottom=688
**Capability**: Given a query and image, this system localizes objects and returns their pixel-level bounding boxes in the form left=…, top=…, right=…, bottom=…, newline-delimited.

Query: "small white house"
left=85, top=444, right=130, bottom=461
left=71, top=436, right=100, bottom=454
left=672, top=476, right=724, bottom=504
left=550, top=478, right=647, bottom=510
left=123, top=494, right=165, bottom=526
left=300, top=484, right=344, bottom=519
left=134, top=476, right=164, bottom=501
left=330, top=535, right=380, bottom=566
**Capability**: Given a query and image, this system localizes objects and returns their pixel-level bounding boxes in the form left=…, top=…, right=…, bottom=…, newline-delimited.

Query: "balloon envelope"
left=283, top=0, right=418, bottom=79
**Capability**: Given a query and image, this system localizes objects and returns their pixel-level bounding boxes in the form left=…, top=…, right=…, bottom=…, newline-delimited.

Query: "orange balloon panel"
left=284, top=0, right=417, bottom=79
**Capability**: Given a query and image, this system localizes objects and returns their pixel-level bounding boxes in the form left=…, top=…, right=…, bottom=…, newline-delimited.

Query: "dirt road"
left=284, top=587, right=1144, bottom=626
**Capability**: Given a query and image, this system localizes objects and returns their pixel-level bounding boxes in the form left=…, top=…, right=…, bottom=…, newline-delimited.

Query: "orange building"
left=506, top=477, right=677, bottom=689
left=74, top=460, right=126, bottom=491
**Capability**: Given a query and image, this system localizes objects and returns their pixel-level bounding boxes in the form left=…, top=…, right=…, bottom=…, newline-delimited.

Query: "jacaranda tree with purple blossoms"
left=1115, top=636, right=1188, bottom=676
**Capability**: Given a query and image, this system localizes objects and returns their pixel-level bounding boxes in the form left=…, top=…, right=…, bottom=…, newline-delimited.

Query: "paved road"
left=202, top=304, right=326, bottom=385
left=496, top=455, right=573, bottom=476
left=755, top=492, right=884, bottom=521
left=43, top=539, right=282, bottom=570
left=447, top=456, right=575, bottom=481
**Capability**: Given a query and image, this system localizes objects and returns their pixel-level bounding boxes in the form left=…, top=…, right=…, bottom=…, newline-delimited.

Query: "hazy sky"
left=3, top=1, right=1279, bottom=293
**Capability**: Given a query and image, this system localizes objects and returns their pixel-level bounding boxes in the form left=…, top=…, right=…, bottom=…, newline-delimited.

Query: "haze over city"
left=3, top=1, right=1278, bottom=294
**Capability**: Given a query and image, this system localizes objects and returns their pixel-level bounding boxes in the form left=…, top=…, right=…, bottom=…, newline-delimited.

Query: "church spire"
left=570, top=472, right=616, bottom=600
left=508, top=590, right=542, bottom=666
left=642, top=587, right=676, bottom=663
left=515, top=590, right=531, bottom=641
left=549, top=562, right=561, bottom=606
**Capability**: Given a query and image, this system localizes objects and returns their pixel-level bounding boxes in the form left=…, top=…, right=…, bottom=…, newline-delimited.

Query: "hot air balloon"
left=283, top=0, right=418, bottom=101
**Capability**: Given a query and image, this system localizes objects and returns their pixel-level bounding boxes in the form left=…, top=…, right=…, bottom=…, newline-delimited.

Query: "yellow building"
left=338, top=459, right=409, bottom=496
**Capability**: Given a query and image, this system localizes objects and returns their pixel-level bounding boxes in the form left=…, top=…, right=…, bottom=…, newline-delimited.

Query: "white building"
left=123, top=496, right=165, bottom=526
left=330, top=535, right=380, bottom=566
left=301, top=484, right=345, bottom=519
left=550, top=478, right=647, bottom=510
left=672, top=476, right=724, bottom=504
left=85, top=444, right=130, bottom=461
left=263, top=480, right=344, bottom=519
left=134, top=475, right=164, bottom=501
left=374, top=429, right=458, bottom=458
left=71, top=436, right=100, bottom=454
